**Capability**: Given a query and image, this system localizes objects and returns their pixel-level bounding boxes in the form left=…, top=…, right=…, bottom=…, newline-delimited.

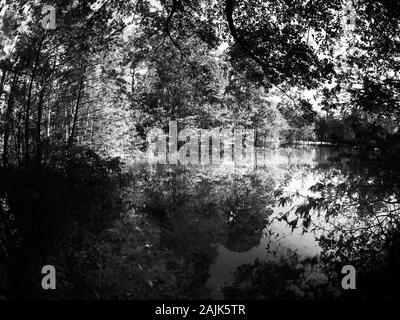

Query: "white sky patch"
left=149, top=0, right=162, bottom=12
left=218, top=42, right=228, bottom=52
left=90, top=0, right=108, bottom=11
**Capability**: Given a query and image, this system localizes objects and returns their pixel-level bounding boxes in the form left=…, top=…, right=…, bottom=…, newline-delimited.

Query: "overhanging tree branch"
left=224, top=0, right=297, bottom=105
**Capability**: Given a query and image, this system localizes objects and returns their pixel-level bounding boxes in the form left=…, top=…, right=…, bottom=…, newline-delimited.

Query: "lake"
left=205, top=145, right=349, bottom=298
left=127, top=144, right=394, bottom=299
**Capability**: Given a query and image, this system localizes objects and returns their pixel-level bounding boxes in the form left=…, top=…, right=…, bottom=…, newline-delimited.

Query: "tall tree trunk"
left=0, top=70, right=7, bottom=99
left=36, top=86, right=45, bottom=165
left=45, top=62, right=56, bottom=139
left=68, top=76, right=85, bottom=147
left=3, top=74, right=18, bottom=168
left=24, top=35, right=45, bottom=167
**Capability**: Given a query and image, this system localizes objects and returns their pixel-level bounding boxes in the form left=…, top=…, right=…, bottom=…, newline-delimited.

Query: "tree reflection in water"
left=224, top=146, right=400, bottom=300
left=287, top=149, right=400, bottom=299
left=127, top=145, right=400, bottom=299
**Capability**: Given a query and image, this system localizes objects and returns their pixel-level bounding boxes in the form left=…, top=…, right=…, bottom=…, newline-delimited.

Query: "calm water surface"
left=205, top=146, right=349, bottom=299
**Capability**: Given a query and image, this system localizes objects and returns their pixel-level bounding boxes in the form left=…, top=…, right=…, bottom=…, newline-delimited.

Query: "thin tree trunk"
left=65, top=108, right=69, bottom=142
left=3, top=74, right=18, bottom=168
left=47, top=104, right=51, bottom=138
left=24, top=35, right=45, bottom=166
left=68, top=76, right=85, bottom=147
left=36, top=86, right=45, bottom=165
left=0, top=70, right=7, bottom=99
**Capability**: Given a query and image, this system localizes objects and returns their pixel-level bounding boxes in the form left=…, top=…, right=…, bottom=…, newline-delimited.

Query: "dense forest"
left=0, top=0, right=399, bottom=300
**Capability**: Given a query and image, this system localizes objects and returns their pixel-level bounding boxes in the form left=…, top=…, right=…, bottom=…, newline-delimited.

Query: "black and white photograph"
left=0, top=0, right=399, bottom=308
